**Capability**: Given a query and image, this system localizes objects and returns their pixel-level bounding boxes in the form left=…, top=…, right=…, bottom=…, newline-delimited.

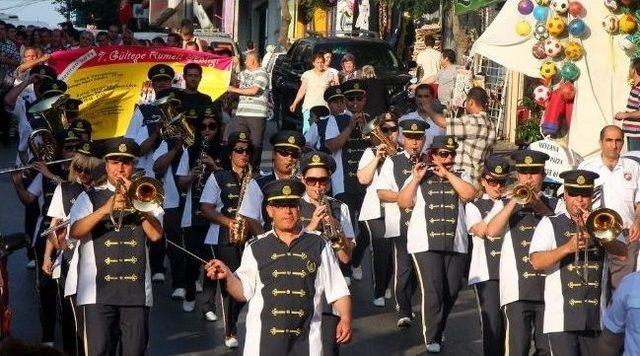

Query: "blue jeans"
left=302, top=109, right=311, bottom=134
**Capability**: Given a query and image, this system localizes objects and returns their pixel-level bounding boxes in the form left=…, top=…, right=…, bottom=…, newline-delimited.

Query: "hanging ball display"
left=619, top=35, right=635, bottom=50
left=604, top=0, right=619, bottom=11
left=547, top=16, right=566, bottom=37
left=564, top=41, right=583, bottom=60
left=532, top=41, right=548, bottom=59
left=632, top=32, right=640, bottom=46
left=540, top=61, right=558, bottom=79
left=602, top=15, right=619, bottom=34
left=559, top=82, right=576, bottom=101
left=551, top=0, right=570, bottom=13
left=568, top=1, right=584, bottom=16
left=568, top=18, right=587, bottom=37
left=619, top=14, right=638, bottom=34
left=535, top=22, right=550, bottom=40
left=534, top=85, right=551, bottom=102
left=536, top=0, right=551, bottom=5
left=518, top=0, right=535, bottom=15
left=621, top=0, right=636, bottom=6
left=516, top=20, right=533, bottom=36
left=533, top=6, right=549, bottom=21
left=560, top=62, right=580, bottom=81
left=544, top=38, right=564, bottom=57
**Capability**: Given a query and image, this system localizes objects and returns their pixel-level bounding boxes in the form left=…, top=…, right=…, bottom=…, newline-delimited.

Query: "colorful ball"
left=604, top=0, right=618, bottom=11
left=533, top=85, right=551, bottom=102
left=540, top=61, right=558, bottom=79
left=619, top=14, right=637, bottom=34
left=532, top=41, right=548, bottom=59
left=544, top=38, right=563, bottom=57
left=568, top=1, right=583, bottom=16
left=536, top=0, right=551, bottom=4
left=535, top=22, right=550, bottom=40
left=621, top=0, right=636, bottom=5
left=564, top=41, right=583, bottom=60
left=619, top=35, right=635, bottom=51
left=519, top=0, right=535, bottom=15
left=547, top=16, right=566, bottom=37
left=602, top=15, right=619, bottom=34
left=551, top=0, right=569, bottom=13
left=533, top=6, right=549, bottom=21
left=559, top=82, right=576, bottom=101
left=560, top=62, right=580, bottom=81
left=568, top=18, right=586, bottom=37
left=516, top=20, right=533, bottom=36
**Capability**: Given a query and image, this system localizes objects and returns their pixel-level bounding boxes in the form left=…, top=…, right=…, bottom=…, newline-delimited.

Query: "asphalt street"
left=0, top=120, right=484, bottom=355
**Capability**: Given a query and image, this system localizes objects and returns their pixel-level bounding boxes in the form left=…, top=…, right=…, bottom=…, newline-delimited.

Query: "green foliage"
left=51, top=0, right=119, bottom=27
left=515, top=97, right=543, bottom=147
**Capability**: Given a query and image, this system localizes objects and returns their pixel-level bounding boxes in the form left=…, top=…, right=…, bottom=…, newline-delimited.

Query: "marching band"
left=3, top=62, right=640, bottom=356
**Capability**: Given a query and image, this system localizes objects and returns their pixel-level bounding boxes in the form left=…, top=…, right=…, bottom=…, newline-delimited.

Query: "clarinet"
left=194, top=139, right=211, bottom=197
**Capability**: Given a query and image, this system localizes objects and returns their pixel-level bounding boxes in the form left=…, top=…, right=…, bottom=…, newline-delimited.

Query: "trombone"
left=110, top=175, right=164, bottom=232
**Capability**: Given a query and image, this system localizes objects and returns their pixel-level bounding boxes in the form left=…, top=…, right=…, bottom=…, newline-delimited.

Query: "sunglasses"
left=232, top=147, right=251, bottom=155
left=380, top=126, right=398, bottom=134
left=436, top=150, right=455, bottom=158
left=63, top=145, right=77, bottom=151
left=275, top=149, right=300, bottom=159
left=483, top=177, right=506, bottom=187
left=73, top=164, right=91, bottom=175
left=270, top=201, right=300, bottom=209
left=566, top=191, right=592, bottom=198
left=347, top=96, right=364, bottom=102
left=201, top=123, right=218, bottom=130
left=305, top=176, right=330, bottom=186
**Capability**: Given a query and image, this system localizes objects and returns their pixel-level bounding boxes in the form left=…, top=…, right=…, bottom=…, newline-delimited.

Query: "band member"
left=377, top=119, right=428, bottom=327
left=180, top=105, right=223, bottom=319
left=398, top=135, right=476, bottom=353
left=238, top=130, right=305, bottom=231
left=398, top=84, right=445, bottom=151
left=180, top=63, right=212, bottom=110
left=305, top=85, right=347, bottom=151
left=61, top=97, right=83, bottom=128
left=70, top=119, right=92, bottom=143
left=205, top=179, right=352, bottom=355
left=466, top=156, right=510, bottom=356
left=357, top=112, right=398, bottom=306
left=43, top=142, right=100, bottom=356
left=529, top=170, right=627, bottom=356
left=486, top=150, right=564, bottom=356
left=11, top=128, right=77, bottom=345
left=126, top=64, right=175, bottom=140
left=200, top=131, right=254, bottom=348
left=325, top=79, right=370, bottom=280
left=303, top=105, right=331, bottom=150
left=69, top=137, right=164, bottom=356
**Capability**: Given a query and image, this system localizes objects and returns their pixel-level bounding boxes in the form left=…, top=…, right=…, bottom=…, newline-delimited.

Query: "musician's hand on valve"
left=309, top=205, right=327, bottom=232
left=432, top=162, right=449, bottom=179
left=375, top=144, right=387, bottom=160
left=564, top=232, right=588, bottom=254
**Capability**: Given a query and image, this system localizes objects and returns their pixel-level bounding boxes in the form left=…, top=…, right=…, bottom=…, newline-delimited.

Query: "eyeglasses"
left=347, top=96, right=364, bottom=102
left=232, top=147, right=251, bottom=155
left=73, top=164, right=91, bottom=175
left=275, top=149, right=300, bottom=159
left=566, top=191, right=592, bottom=198
left=483, top=177, right=506, bottom=187
left=305, top=176, right=329, bottom=186
left=380, top=126, right=398, bottom=134
left=201, top=123, right=217, bottom=130
left=62, top=145, right=77, bottom=151
left=270, top=201, right=300, bottom=209
left=436, top=150, right=455, bottom=158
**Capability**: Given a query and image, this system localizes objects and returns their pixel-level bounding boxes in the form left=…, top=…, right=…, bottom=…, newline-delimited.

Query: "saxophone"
left=318, top=192, right=345, bottom=250
left=229, top=165, right=252, bottom=245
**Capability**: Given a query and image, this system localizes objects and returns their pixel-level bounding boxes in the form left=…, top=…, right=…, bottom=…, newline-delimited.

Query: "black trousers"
left=322, top=313, right=340, bottom=356
left=411, top=251, right=466, bottom=345
left=200, top=244, right=219, bottom=314
left=363, top=219, right=392, bottom=299
left=473, top=280, right=504, bottom=356
left=83, top=304, right=149, bottom=356
left=547, top=330, right=600, bottom=356
left=33, top=234, right=57, bottom=343
left=392, top=233, right=415, bottom=319
left=156, top=207, right=186, bottom=290
left=57, top=262, right=85, bottom=356
left=24, top=198, right=39, bottom=261
left=184, top=225, right=207, bottom=302
left=502, top=300, right=550, bottom=356
left=335, top=192, right=365, bottom=267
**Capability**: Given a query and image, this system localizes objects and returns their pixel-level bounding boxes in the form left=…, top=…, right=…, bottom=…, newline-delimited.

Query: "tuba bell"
left=153, top=93, right=195, bottom=147
left=362, top=114, right=398, bottom=156
left=585, top=208, right=623, bottom=244
left=29, top=128, right=58, bottom=162
left=28, top=93, right=70, bottom=131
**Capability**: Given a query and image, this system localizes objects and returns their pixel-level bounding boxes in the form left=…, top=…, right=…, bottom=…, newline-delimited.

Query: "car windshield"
left=316, top=42, right=403, bottom=72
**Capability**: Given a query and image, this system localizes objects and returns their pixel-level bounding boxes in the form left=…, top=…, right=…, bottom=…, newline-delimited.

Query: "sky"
left=2, top=0, right=66, bottom=26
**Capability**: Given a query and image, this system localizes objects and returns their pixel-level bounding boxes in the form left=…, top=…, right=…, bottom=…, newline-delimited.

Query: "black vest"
left=419, top=172, right=460, bottom=252
left=86, top=189, right=148, bottom=306
left=213, top=170, right=242, bottom=245
left=37, top=168, right=68, bottom=236
left=336, top=114, right=368, bottom=195
left=316, top=117, right=332, bottom=154
left=549, top=214, right=605, bottom=332
left=60, top=182, right=88, bottom=262
left=251, top=232, right=325, bottom=355
left=509, top=196, right=558, bottom=302
left=298, top=197, right=343, bottom=234
left=472, top=198, right=501, bottom=280
left=256, top=173, right=277, bottom=230
left=188, top=140, right=220, bottom=227
left=390, top=153, right=414, bottom=235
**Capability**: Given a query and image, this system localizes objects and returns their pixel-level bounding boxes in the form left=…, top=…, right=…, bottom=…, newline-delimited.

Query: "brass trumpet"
left=511, top=184, right=534, bottom=205
left=110, top=175, right=164, bottom=232
left=362, top=115, right=398, bottom=156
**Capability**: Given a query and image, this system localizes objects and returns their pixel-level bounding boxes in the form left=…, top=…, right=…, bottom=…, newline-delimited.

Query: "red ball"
left=559, top=82, right=576, bottom=101
left=568, top=2, right=583, bottom=16
left=621, top=0, right=635, bottom=6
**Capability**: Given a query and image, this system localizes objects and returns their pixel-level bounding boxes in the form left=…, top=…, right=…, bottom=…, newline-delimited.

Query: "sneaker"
left=397, top=317, right=412, bottom=328
left=26, top=260, right=35, bottom=269
left=204, top=311, right=218, bottom=322
left=151, top=273, right=165, bottom=282
left=171, top=288, right=186, bottom=300
left=41, top=342, right=54, bottom=347
left=426, top=342, right=441, bottom=353
left=373, top=297, right=385, bottom=307
left=195, top=280, right=203, bottom=293
left=385, top=287, right=392, bottom=299
left=225, top=336, right=239, bottom=348
left=344, top=277, right=351, bottom=287
left=182, top=300, right=195, bottom=312
left=352, top=266, right=363, bottom=281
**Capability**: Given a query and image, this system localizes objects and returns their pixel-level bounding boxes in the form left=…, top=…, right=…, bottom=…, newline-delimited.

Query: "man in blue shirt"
left=599, top=271, right=640, bottom=355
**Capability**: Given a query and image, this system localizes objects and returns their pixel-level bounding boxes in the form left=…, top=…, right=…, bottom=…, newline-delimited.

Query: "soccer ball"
left=547, top=16, right=566, bottom=37
left=564, top=41, right=583, bottom=60
left=532, top=41, right=548, bottom=59
left=551, top=0, right=569, bottom=14
left=533, top=85, right=551, bottom=102
left=540, top=61, right=558, bottom=79
left=535, top=23, right=550, bottom=41
left=619, top=14, right=637, bottom=34
left=536, top=0, right=551, bottom=5
left=602, top=15, right=619, bottom=34
left=604, top=0, right=618, bottom=12
left=544, top=38, right=563, bottom=57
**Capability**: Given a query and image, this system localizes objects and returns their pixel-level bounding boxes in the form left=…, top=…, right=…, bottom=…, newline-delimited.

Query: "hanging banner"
left=455, top=0, right=503, bottom=15
left=49, top=46, right=232, bottom=140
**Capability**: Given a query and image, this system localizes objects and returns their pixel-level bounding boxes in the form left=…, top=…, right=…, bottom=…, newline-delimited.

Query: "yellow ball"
left=536, top=0, right=550, bottom=5
left=540, top=61, right=557, bottom=79
left=564, top=41, right=583, bottom=60
left=619, top=14, right=637, bottom=34
left=547, top=16, right=566, bottom=37
left=516, top=20, right=532, bottom=36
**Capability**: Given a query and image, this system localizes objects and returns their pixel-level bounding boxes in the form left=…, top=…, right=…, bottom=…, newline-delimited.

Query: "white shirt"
left=237, top=178, right=265, bottom=224
left=357, top=147, right=382, bottom=221
left=466, top=195, right=504, bottom=285
left=125, top=107, right=144, bottom=141
left=305, top=121, right=322, bottom=150
left=376, top=151, right=412, bottom=238
left=10, top=90, right=37, bottom=157
left=68, top=182, right=164, bottom=306
left=152, top=141, right=189, bottom=210
left=302, top=194, right=355, bottom=241
left=47, top=184, right=67, bottom=280
left=399, top=111, right=445, bottom=152
left=324, top=115, right=346, bottom=195
left=406, top=172, right=472, bottom=254
left=416, top=47, right=442, bottom=81
left=529, top=212, right=619, bottom=333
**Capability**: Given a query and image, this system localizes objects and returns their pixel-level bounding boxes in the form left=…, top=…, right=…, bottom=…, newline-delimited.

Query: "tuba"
left=29, top=128, right=58, bottom=162
left=362, top=114, right=398, bottom=156
left=229, top=165, right=253, bottom=245
left=318, top=192, right=345, bottom=250
left=110, top=173, right=164, bottom=232
left=28, top=93, right=70, bottom=131
left=153, top=94, right=195, bottom=147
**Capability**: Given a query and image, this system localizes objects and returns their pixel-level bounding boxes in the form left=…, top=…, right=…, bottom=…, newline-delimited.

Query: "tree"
left=52, top=0, right=119, bottom=28
left=279, top=0, right=292, bottom=49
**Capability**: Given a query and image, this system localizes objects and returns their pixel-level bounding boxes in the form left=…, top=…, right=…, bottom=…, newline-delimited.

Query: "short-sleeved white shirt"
left=324, top=116, right=346, bottom=195
left=466, top=196, right=504, bottom=285
left=301, top=193, right=355, bottom=241
left=152, top=141, right=189, bottom=209
left=398, top=111, right=445, bottom=151
left=357, top=147, right=382, bottom=221
left=301, top=69, right=334, bottom=111
left=375, top=152, right=412, bottom=238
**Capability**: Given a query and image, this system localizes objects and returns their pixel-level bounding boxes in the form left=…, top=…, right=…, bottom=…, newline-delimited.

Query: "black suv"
left=272, top=34, right=412, bottom=130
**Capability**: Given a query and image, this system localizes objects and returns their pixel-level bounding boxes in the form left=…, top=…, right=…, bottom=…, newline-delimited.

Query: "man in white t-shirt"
left=399, top=84, right=446, bottom=151
left=415, top=35, right=441, bottom=82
